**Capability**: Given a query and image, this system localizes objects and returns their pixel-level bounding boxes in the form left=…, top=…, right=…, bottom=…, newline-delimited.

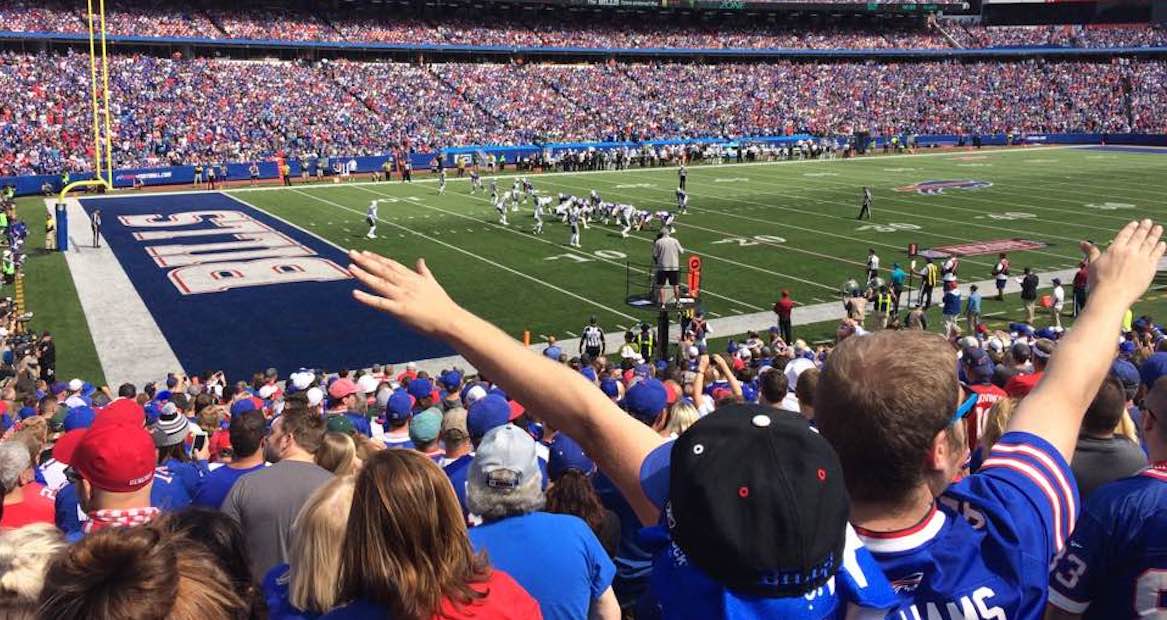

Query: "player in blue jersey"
left=812, top=219, right=1166, bottom=620
left=346, top=251, right=906, bottom=620
left=1046, top=375, right=1167, bottom=619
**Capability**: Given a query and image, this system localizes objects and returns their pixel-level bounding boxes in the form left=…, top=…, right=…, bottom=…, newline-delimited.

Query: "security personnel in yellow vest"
left=917, top=257, right=940, bottom=310
left=678, top=305, right=695, bottom=340
left=59, top=170, right=70, bottom=192
left=874, top=285, right=894, bottom=330
left=2, top=250, right=15, bottom=285
left=636, top=323, right=655, bottom=360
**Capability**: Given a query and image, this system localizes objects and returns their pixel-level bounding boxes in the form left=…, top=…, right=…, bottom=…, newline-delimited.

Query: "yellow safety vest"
left=876, top=293, right=892, bottom=313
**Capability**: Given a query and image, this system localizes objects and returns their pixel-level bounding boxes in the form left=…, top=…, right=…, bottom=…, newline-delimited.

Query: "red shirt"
left=1072, top=267, right=1089, bottom=290
left=966, top=383, right=1007, bottom=452
left=437, top=570, right=541, bottom=619
left=1, top=482, right=56, bottom=528
left=1004, top=371, right=1044, bottom=399
left=774, top=298, right=795, bottom=319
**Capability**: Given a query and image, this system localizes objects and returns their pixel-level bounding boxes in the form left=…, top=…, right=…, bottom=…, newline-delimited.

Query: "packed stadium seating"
left=1, top=49, right=1162, bottom=176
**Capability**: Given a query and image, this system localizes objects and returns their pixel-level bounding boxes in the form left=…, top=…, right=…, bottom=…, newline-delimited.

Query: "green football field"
left=14, top=145, right=1167, bottom=383
left=230, top=146, right=1167, bottom=338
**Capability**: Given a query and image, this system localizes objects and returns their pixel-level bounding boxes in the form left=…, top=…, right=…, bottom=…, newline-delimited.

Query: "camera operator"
left=37, top=332, right=55, bottom=382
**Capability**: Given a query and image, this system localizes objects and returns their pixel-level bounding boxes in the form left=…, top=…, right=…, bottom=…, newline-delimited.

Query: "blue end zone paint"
left=78, top=192, right=451, bottom=380
left=1082, top=145, right=1167, bottom=155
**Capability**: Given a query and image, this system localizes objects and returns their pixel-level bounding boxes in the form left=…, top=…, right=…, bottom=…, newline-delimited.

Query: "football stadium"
left=1, top=0, right=1166, bottom=618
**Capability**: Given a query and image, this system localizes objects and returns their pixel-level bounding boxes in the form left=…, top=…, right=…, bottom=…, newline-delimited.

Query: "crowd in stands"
left=1, top=50, right=1162, bottom=176
left=0, top=1, right=1163, bottom=50
left=1, top=220, right=1165, bottom=618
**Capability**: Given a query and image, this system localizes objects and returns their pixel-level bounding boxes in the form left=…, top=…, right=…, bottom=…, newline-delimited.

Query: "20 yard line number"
left=545, top=249, right=628, bottom=262
left=711, top=234, right=787, bottom=247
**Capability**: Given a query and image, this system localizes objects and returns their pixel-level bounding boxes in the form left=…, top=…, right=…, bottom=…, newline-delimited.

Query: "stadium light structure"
left=59, top=0, right=114, bottom=202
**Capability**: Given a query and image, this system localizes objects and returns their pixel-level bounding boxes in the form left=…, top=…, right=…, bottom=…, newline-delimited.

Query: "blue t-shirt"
left=966, top=292, right=982, bottom=315
left=594, top=472, right=654, bottom=594
left=638, top=442, right=897, bottom=620
left=262, top=563, right=320, bottom=620
left=193, top=463, right=266, bottom=509
left=1048, top=467, right=1167, bottom=618
left=161, top=458, right=208, bottom=499
left=469, top=512, right=614, bottom=620
left=942, top=290, right=962, bottom=316
left=443, top=454, right=474, bottom=520
left=858, top=432, right=1079, bottom=620
left=342, top=412, right=372, bottom=437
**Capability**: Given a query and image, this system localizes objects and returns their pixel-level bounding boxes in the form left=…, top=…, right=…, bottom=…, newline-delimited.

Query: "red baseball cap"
left=97, top=399, right=147, bottom=428
left=328, top=378, right=358, bottom=400
left=59, top=423, right=156, bottom=493
left=508, top=400, right=525, bottom=421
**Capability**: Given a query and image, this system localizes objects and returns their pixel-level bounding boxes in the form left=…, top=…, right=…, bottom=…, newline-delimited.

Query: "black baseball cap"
left=667, top=404, right=848, bottom=598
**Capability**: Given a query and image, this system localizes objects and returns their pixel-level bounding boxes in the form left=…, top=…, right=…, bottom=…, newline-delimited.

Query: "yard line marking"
left=707, top=311, right=722, bottom=318
left=291, top=188, right=640, bottom=321
left=616, top=324, right=628, bottom=330
left=564, top=330, right=578, bottom=337
left=353, top=185, right=769, bottom=310
left=812, top=297, right=826, bottom=303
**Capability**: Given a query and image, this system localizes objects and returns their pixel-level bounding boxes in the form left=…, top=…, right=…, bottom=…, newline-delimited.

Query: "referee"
left=580, top=316, right=605, bottom=359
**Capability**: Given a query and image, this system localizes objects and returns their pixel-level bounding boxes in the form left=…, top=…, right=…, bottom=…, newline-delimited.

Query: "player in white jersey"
left=656, top=210, right=677, bottom=234
left=676, top=188, right=688, bottom=214
left=470, top=169, right=482, bottom=193
left=568, top=205, right=581, bottom=248
left=489, top=178, right=498, bottom=202
left=495, top=192, right=510, bottom=225
left=438, top=169, right=447, bottom=195
left=589, top=190, right=601, bottom=208
left=533, top=194, right=551, bottom=235
left=618, top=204, right=637, bottom=238
left=509, top=187, right=521, bottom=212
left=365, top=200, right=380, bottom=239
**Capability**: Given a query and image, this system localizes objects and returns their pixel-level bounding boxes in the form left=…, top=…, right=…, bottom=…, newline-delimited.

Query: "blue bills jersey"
left=1048, top=466, right=1167, bottom=618
left=639, top=442, right=898, bottom=620
left=858, top=432, right=1079, bottom=620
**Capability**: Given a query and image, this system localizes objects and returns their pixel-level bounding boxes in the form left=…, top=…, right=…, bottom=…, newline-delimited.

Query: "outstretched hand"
left=348, top=250, right=461, bottom=337
left=1084, top=219, right=1166, bottom=308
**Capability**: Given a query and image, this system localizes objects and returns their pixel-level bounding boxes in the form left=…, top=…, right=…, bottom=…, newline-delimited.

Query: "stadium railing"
left=4, top=132, right=1167, bottom=198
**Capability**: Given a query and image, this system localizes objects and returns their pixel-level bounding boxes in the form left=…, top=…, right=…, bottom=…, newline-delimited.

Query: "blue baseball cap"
left=1140, top=352, right=1167, bottom=389
left=623, top=379, right=668, bottom=422
left=467, top=394, right=511, bottom=442
left=229, top=397, right=261, bottom=417
left=17, top=406, right=36, bottom=420
left=63, top=406, right=96, bottom=431
left=386, top=390, right=415, bottom=425
left=1120, top=340, right=1137, bottom=357
left=407, top=377, right=434, bottom=401
left=580, top=367, right=597, bottom=382
left=1111, top=359, right=1140, bottom=400
left=548, top=434, right=595, bottom=480
left=740, top=384, right=757, bottom=404
left=439, top=370, right=463, bottom=392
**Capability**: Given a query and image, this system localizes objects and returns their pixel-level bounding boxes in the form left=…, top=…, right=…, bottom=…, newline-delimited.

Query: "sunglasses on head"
left=949, top=392, right=979, bottom=427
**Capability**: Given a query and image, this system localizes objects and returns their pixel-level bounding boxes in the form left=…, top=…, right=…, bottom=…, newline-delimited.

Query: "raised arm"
left=348, top=251, right=667, bottom=524
left=1007, top=220, right=1164, bottom=461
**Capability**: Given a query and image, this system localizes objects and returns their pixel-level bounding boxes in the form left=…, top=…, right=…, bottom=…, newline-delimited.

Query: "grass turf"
left=18, top=145, right=1167, bottom=380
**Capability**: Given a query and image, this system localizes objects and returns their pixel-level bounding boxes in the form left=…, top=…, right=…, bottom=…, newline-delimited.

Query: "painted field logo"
left=120, top=210, right=351, bottom=295
left=920, top=238, right=1048, bottom=258
left=895, top=179, right=993, bottom=195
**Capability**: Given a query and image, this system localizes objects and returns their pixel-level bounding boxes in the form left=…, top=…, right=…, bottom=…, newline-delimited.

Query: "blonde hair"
left=1116, top=409, right=1141, bottom=446
left=661, top=401, right=700, bottom=437
left=315, top=432, right=357, bottom=476
left=0, top=524, right=65, bottom=607
left=979, top=398, right=1018, bottom=456
left=289, top=476, right=356, bottom=614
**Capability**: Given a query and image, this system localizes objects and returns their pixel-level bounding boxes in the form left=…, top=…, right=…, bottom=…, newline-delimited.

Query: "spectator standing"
left=89, top=209, right=100, bottom=249
left=1047, top=375, right=1167, bottom=618
left=1072, top=261, right=1089, bottom=316
left=36, top=332, right=55, bottom=383
left=941, top=281, right=962, bottom=336
left=889, top=263, right=907, bottom=314
left=438, top=407, right=472, bottom=468
left=966, top=284, right=982, bottom=334
left=325, top=378, right=371, bottom=437
left=0, top=441, right=53, bottom=527
left=150, top=403, right=207, bottom=500
left=1070, top=376, right=1148, bottom=501
left=1020, top=267, right=1039, bottom=323
left=993, top=253, right=1010, bottom=301
left=1004, top=338, right=1053, bottom=398
left=961, top=347, right=1007, bottom=453
left=408, top=407, right=443, bottom=459
left=773, top=289, right=794, bottom=343
left=192, top=407, right=267, bottom=509
left=222, top=407, right=333, bottom=582
left=466, top=424, right=618, bottom=620
left=544, top=433, right=621, bottom=558
left=324, top=449, right=541, bottom=619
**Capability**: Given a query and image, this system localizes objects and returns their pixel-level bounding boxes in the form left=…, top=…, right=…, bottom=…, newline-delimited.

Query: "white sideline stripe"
left=76, top=145, right=1074, bottom=201
left=350, top=184, right=768, bottom=311
left=52, top=198, right=184, bottom=386
left=288, top=189, right=640, bottom=322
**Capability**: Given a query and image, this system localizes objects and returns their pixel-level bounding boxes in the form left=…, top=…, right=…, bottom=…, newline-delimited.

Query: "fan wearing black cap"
left=812, top=220, right=1165, bottom=619
left=347, top=251, right=900, bottom=619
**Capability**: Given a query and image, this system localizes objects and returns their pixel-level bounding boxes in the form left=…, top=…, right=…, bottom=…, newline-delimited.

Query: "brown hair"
left=196, top=405, right=225, bottom=436
left=1083, top=376, right=1128, bottom=436
left=338, top=449, right=489, bottom=618
left=795, top=367, right=820, bottom=409
left=816, top=330, right=959, bottom=505
left=38, top=526, right=245, bottom=620
left=281, top=407, right=325, bottom=454
left=546, top=470, right=607, bottom=539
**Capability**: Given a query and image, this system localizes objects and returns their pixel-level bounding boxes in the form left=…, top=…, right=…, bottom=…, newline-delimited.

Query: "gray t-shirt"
left=1071, top=435, right=1148, bottom=501
left=653, top=236, right=683, bottom=271
left=221, top=459, right=334, bottom=581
